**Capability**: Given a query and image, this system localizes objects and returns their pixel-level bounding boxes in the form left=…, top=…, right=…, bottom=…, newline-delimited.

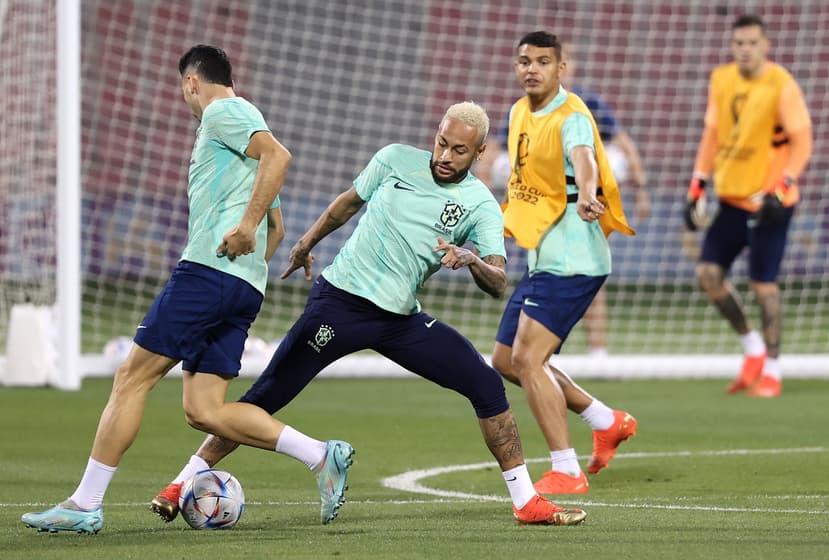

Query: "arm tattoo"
left=471, top=254, right=506, bottom=299
left=483, top=254, right=506, bottom=267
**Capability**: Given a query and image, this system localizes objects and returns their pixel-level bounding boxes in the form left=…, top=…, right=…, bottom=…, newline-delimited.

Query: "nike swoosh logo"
left=137, top=325, right=147, bottom=329
left=505, top=476, right=517, bottom=482
left=394, top=181, right=415, bottom=191
left=523, top=299, right=540, bottom=307
left=425, top=319, right=437, bottom=328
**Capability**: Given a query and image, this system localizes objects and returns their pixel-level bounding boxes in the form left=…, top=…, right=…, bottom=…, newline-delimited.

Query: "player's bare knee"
left=696, top=263, right=723, bottom=294
left=110, top=362, right=154, bottom=399
left=509, top=352, right=541, bottom=380
left=182, top=400, right=216, bottom=433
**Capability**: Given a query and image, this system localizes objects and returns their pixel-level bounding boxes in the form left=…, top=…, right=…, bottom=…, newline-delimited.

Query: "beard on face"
left=430, top=158, right=469, bottom=184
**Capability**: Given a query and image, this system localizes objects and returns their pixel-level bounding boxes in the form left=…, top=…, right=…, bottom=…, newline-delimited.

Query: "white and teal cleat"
left=316, top=440, right=355, bottom=524
left=22, top=500, right=104, bottom=534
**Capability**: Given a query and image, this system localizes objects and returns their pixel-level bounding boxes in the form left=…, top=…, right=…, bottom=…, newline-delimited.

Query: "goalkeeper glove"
left=683, top=175, right=708, bottom=231
left=754, top=175, right=793, bottom=226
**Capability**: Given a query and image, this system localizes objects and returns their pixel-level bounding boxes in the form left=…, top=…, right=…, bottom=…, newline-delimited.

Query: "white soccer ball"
left=178, top=469, right=245, bottom=530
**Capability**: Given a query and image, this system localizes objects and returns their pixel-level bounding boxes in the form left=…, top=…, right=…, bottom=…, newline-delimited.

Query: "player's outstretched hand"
left=280, top=241, right=315, bottom=280
left=576, top=193, right=605, bottom=222
left=434, top=236, right=475, bottom=270
left=217, top=225, right=256, bottom=261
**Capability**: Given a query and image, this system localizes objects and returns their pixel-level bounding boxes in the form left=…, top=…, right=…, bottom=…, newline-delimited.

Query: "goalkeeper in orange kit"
left=684, top=14, right=812, bottom=398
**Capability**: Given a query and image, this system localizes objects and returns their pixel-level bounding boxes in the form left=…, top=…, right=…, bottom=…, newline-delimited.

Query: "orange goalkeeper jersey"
left=697, top=61, right=812, bottom=210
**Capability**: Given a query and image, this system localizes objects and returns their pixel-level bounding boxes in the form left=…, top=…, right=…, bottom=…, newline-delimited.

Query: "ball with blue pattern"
left=179, top=469, right=245, bottom=529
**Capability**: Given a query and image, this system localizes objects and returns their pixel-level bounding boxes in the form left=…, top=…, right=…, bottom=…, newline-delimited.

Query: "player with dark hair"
left=490, top=31, right=638, bottom=495
left=684, top=14, right=812, bottom=398
left=151, top=101, right=588, bottom=526
left=22, top=44, right=354, bottom=533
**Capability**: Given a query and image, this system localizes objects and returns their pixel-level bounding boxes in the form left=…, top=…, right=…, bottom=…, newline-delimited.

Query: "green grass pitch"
left=2, top=377, right=828, bottom=559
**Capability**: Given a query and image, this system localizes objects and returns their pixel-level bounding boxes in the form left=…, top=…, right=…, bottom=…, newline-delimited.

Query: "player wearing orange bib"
left=684, top=14, right=812, bottom=398
left=492, top=31, right=639, bottom=495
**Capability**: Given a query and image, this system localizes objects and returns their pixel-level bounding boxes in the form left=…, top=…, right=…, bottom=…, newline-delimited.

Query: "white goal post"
left=1, top=1, right=826, bottom=389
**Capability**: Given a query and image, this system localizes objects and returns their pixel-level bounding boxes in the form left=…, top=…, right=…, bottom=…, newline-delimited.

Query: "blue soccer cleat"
left=316, top=440, right=354, bottom=524
left=22, top=500, right=104, bottom=534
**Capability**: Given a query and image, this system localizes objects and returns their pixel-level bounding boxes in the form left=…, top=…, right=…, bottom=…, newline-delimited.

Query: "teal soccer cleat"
left=21, top=500, right=104, bottom=534
left=316, top=440, right=354, bottom=524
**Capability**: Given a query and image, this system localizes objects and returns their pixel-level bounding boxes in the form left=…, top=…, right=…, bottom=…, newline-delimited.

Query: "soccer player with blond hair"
left=684, top=14, right=813, bottom=398
left=150, top=101, right=587, bottom=526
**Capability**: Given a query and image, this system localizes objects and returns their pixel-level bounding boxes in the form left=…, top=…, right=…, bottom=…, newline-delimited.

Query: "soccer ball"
left=178, top=469, right=245, bottom=530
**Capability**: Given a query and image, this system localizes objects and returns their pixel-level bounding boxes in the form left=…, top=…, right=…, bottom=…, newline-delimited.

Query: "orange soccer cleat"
left=587, top=410, right=638, bottom=474
left=727, top=352, right=766, bottom=394
left=150, top=481, right=183, bottom=522
left=533, top=470, right=589, bottom=494
left=513, top=494, right=587, bottom=526
left=747, top=375, right=781, bottom=398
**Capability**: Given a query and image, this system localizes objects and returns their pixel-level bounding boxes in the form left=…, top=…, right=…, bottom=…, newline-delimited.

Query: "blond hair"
left=444, top=101, right=490, bottom=144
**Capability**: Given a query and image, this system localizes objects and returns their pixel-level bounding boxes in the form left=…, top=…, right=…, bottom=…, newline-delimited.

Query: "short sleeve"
left=561, top=112, right=596, bottom=157
left=270, top=195, right=281, bottom=209
left=465, top=198, right=507, bottom=258
left=204, top=101, right=270, bottom=157
left=353, top=145, right=394, bottom=201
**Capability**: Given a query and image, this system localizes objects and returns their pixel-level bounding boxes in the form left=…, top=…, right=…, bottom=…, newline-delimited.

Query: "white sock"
left=502, top=464, right=537, bottom=509
left=763, top=357, right=782, bottom=380
left=550, top=449, right=582, bottom=477
left=69, top=457, right=117, bottom=510
left=275, top=425, right=327, bottom=472
left=171, top=454, right=210, bottom=485
left=579, top=399, right=615, bottom=431
left=740, top=331, right=766, bottom=356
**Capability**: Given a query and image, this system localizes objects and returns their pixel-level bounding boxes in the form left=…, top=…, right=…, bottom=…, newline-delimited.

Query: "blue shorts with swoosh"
left=134, top=260, right=263, bottom=376
left=240, top=275, right=509, bottom=419
left=496, top=271, right=606, bottom=353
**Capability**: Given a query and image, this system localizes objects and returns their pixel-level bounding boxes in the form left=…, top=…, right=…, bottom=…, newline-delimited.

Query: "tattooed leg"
left=479, top=409, right=525, bottom=471
left=195, top=434, right=241, bottom=467
left=696, top=263, right=750, bottom=334
left=753, top=282, right=782, bottom=358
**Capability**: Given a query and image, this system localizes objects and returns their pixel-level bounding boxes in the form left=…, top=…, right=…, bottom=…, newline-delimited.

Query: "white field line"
left=380, top=446, right=829, bottom=514
left=5, top=448, right=826, bottom=515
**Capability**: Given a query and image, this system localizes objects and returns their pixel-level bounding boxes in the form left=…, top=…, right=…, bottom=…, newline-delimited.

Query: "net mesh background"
left=1, top=0, right=827, bottom=360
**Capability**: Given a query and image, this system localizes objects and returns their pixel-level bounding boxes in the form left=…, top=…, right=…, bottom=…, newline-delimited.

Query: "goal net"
left=1, top=0, right=826, bottom=385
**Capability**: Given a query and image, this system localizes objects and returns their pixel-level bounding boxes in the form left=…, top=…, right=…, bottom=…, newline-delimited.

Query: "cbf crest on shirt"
left=322, top=143, right=506, bottom=315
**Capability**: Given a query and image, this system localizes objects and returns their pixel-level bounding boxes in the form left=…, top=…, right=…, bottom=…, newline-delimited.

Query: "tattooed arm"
left=433, top=236, right=507, bottom=298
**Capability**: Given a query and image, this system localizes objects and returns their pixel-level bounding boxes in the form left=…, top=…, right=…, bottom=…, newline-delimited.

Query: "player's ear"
left=476, top=142, right=487, bottom=161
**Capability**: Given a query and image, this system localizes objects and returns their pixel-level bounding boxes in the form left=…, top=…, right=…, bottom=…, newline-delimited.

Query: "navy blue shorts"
left=701, top=201, right=794, bottom=282
left=240, top=276, right=509, bottom=419
left=134, top=260, right=263, bottom=376
left=495, top=271, right=606, bottom=353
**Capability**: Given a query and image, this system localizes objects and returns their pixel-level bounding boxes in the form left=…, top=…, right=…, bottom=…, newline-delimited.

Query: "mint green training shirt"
left=180, top=97, right=280, bottom=295
left=322, top=143, right=507, bottom=315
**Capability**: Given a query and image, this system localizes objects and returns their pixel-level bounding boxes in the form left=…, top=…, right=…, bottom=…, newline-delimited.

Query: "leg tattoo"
left=197, top=435, right=241, bottom=467
left=479, top=410, right=524, bottom=471
left=712, top=288, right=750, bottom=334
left=756, top=287, right=782, bottom=358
